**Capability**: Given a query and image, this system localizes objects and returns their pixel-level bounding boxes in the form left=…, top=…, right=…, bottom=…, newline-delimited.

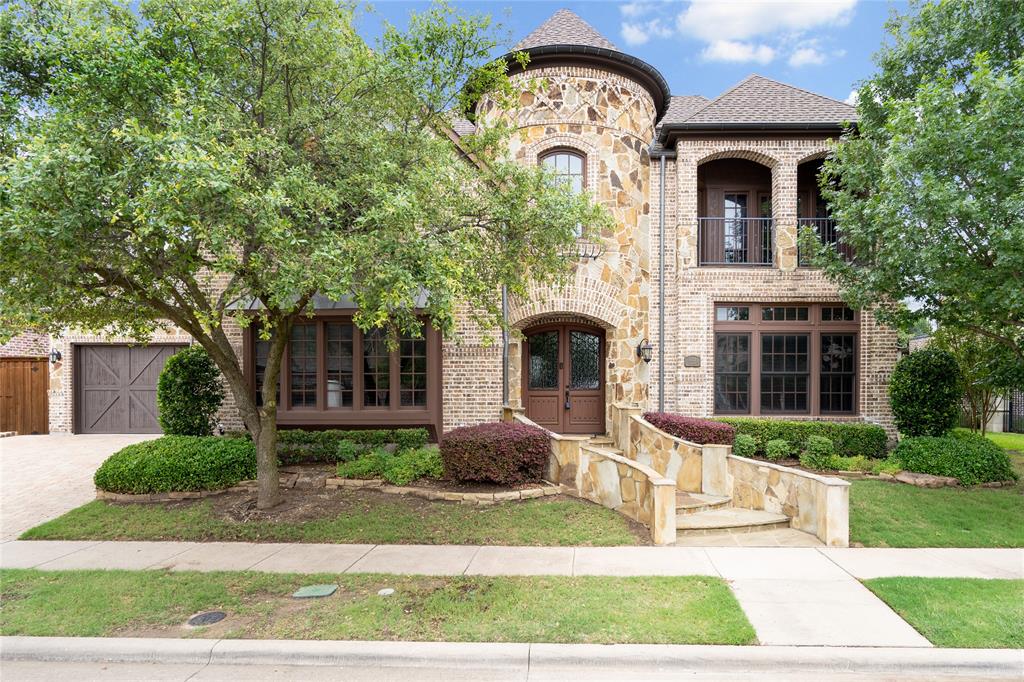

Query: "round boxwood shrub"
left=892, top=432, right=1017, bottom=485
left=732, top=433, right=756, bottom=458
left=764, top=439, right=792, bottom=462
left=94, top=436, right=256, bottom=494
left=888, top=348, right=963, bottom=437
left=157, top=346, right=225, bottom=436
left=441, top=422, right=550, bottom=486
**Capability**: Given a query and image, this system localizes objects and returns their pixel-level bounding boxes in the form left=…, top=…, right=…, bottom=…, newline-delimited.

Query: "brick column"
left=676, top=152, right=698, bottom=270
left=772, top=160, right=798, bottom=270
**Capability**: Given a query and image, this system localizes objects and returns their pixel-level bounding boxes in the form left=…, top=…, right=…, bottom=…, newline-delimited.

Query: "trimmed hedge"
left=156, top=346, right=224, bottom=436
left=732, top=434, right=756, bottom=458
left=93, top=436, right=256, bottom=494
left=764, top=439, right=792, bottom=462
left=889, top=348, right=963, bottom=437
left=441, top=422, right=550, bottom=486
left=225, top=427, right=430, bottom=464
left=800, top=436, right=835, bottom=469
left=643, top=412, right=736, bottom=445
left=892, top=432, right=1017, bottom=485
left=715, top=418, right=888, bottom=458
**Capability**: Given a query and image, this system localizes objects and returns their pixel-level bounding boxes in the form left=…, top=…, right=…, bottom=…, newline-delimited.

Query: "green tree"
left=932, top=327, right=1024, bottom=434
left=0, top=0, right=611, bottom=508
left=812, top=0, right=1024, bottom=360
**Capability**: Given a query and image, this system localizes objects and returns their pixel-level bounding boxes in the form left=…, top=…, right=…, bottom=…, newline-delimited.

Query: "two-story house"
left=2, top=9, right=899, bottom=438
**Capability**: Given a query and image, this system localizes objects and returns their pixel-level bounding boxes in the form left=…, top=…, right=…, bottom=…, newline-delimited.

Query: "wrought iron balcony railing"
left=698, top=217, right=774, bottom=266
left=797, top=218, right=854, bottom=265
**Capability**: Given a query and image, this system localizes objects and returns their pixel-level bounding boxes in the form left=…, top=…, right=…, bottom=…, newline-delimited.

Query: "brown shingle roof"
left=660, top=95, right=711, bottom=126
left=513, top=8, right=618, bottom=52
left=681, top=74, right=856, bottom=126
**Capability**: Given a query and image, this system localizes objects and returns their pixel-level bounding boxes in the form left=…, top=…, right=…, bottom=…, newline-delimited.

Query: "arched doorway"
left=522, top=322, right=605, bottom=434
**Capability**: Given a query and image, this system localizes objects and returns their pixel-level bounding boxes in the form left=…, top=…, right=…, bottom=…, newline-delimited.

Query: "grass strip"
left=864, top=577, right=1024, bottom=648
left=0, top=569, right=756, bottom=644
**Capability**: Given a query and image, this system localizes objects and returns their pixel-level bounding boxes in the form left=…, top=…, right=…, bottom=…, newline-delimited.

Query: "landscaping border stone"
left=325, top=478, right=564, bottom=505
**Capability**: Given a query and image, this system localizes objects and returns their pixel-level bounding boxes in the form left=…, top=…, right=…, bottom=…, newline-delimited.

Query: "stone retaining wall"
left=577, top=444, right=676, bottom=545
left=727, top=454, right=849, bottom=547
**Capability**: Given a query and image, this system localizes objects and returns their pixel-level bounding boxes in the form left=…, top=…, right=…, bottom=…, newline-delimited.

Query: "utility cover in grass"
left=292, top=584, right=338, bottom=599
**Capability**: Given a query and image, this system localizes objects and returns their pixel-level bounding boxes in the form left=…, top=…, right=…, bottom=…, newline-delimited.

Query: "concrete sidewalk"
left=2, top=637, right=1022, bottom=681
left=3, top=541, right=1021, bottom=648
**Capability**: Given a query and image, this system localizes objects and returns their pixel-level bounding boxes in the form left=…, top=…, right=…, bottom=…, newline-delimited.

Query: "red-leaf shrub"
left=441, top=422, right=550, bottom=485
left=643, top=412, right=736, bottom=445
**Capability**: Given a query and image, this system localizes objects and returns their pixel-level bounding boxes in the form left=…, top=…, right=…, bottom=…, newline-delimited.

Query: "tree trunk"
left=254, top=408, right=281, bottom=509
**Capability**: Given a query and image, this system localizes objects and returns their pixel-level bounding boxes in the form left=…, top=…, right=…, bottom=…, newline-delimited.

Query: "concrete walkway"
left=0, top=434, right=155, bottom=541
left=4, top=541, right=1021, bottom=647
left=3, top=637, right=1023, bottom=680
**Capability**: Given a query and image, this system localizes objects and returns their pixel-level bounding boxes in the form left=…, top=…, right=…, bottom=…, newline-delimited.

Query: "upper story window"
left=540, top=150, right=585, bottom=194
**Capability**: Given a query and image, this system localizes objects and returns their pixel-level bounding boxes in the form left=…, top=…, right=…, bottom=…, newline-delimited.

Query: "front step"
left=676, top=492, right=732, bottom=515
left=588, top=436, right=615, bottom=446
left=676, top=508, right=790, bottom=535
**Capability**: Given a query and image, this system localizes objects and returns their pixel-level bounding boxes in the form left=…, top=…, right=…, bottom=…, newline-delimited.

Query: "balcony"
left=698, top=217, right=774, bottom=266
left=797, top=218, right=854, bottom=266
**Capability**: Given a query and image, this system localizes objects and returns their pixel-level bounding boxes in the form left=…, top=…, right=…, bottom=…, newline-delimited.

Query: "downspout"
left=658, top=154, right=666, bottom=412
left=501, top=284, right=509, bottom=406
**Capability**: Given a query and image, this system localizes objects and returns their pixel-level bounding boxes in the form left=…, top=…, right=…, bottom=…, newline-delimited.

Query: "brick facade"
left=0, top=332, right=49, bottom=358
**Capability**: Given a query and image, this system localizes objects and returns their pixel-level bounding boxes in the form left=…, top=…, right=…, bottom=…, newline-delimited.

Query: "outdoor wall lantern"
left=49, top=349, right=62, bottom=364
left=636, top=339, right=654, bottom=364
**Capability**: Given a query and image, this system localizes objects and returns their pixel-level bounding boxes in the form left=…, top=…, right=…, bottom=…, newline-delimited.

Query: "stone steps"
left=675, top=492, right=732, bottom=515
left=676, top=508, right=791, bottom=535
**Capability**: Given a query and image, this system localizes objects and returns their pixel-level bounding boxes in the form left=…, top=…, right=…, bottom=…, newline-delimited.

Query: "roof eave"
left=658, top=120, right=857, bottom=143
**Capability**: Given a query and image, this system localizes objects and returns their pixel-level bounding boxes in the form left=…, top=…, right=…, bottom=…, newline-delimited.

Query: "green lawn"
left=0, top=569, right=755, bottom=644
left=865, top=578, right=1024, bottom=648
left=21, top=495, right=643, bottom=546
left=850, top=478, right=1024, bottom=547
left=849, top=434, right=1023, bottom=548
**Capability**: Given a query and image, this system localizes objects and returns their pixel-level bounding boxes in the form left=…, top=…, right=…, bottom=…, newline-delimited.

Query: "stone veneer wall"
left=727, top=454, right=850, bottom=546
left=478, top=65, right=656, bottom=431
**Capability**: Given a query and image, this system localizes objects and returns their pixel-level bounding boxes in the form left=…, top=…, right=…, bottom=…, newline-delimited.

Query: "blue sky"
left=358, top=1, right=909, bottom=104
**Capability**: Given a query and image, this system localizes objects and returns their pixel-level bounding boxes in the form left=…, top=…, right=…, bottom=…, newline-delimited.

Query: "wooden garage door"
left=0, top=358, right=49, bottom=435
left=76, top=345, right=183, bottom=434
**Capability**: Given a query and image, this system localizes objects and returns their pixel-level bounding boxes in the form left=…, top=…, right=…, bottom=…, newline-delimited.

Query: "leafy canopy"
left=0, top=0, right=611, bottom=345
left=812, top=0, right=1024, bottom=359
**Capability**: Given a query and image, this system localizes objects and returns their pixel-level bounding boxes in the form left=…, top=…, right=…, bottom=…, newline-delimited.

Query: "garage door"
left=76, top=345, right=184, bottom=434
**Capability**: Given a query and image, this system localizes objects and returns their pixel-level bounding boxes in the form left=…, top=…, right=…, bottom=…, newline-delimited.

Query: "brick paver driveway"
left=0, top=434, right=155, bottom=541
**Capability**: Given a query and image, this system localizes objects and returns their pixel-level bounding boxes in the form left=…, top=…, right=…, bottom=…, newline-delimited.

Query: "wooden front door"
left=0, top=358, right=49, bottom=435
left=523, top=323, right=605, bottom=434
left=76, top=344, right=183, bottom=433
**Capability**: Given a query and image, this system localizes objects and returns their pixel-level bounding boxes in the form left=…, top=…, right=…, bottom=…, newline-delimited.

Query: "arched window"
left=540, top=149, right=585, bottom=194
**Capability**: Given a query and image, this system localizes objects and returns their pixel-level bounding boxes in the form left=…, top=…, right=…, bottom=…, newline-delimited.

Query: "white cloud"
left=788, top=46, right=826, bottom=67
left=621, top=18, right=674, bottom=46
left=701, top=40, right=776, bottom=64
left=844, top=89, right=859, bottom=105
left=677, top=0, right=857, bottom=43
left=620, top=2, right=655, bottom=18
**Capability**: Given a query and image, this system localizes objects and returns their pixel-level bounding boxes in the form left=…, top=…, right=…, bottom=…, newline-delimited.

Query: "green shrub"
left=336, top=448, right=391, bottom=479
left=872, top=457, right=903, bottom=475
left=274, top=428, right=431, bottom=464
left=889, top=348, right=963, bottom=437
left=382, top=447, right=444, bottom=485
left=156, top=346, right=225, bottom=436
left=837, top=455, right=873, bottom=472
left=764, top=439, right=792, bottom=462
left=732, top=434, right=756, bottom=458
left=336, top=440, right=363, bottom=463
left=716, top=418, right=888, bottom=458
left=800, top=436, right=837, bottom=470
left=892, top=432, right=1017, bottom=485
left=93, top=436, right=256, bottom=494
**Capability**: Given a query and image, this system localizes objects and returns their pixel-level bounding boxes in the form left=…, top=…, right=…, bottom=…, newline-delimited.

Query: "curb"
left=2, top=637, right=1022, bottom=677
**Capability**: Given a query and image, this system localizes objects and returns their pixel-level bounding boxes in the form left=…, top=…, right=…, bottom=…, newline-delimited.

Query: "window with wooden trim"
left=250, top=317, right=437, bottom=422
left=713, top=303, right=858, bottom=416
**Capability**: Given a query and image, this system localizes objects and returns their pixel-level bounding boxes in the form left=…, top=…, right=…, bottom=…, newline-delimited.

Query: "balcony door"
left=523, top=323, right=605, bottom=434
